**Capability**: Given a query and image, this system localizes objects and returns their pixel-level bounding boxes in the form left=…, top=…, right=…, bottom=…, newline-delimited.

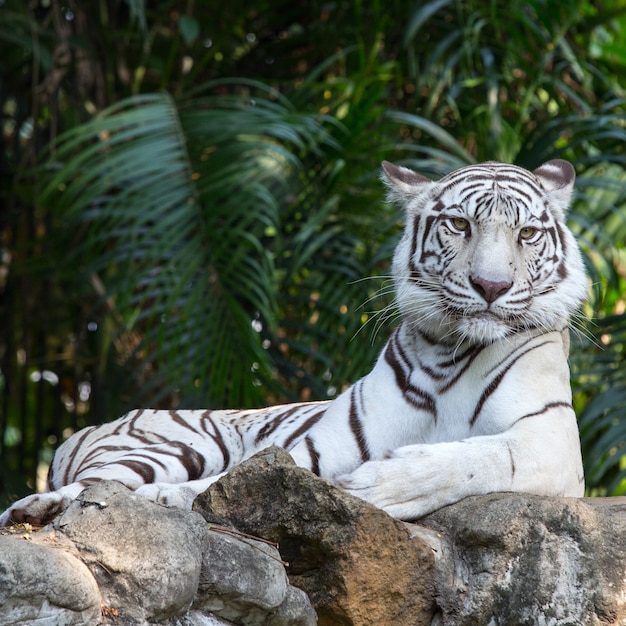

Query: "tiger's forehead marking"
left=438, top=163, right=545, bottom=196
left=429, top=163, right=548, bottom=224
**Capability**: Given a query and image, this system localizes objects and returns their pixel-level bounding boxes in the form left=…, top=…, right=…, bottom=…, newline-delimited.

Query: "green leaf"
left=178, top=14, right=200, bottom=46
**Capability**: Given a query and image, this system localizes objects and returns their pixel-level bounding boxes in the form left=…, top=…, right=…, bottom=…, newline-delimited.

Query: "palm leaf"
left=42, top=89, right=336, bottom=408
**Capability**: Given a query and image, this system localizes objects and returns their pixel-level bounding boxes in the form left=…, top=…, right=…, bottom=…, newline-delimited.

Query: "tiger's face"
left=383, top=160, right=588, bottom=345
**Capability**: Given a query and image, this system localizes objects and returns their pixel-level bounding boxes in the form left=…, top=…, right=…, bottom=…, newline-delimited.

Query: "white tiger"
left=0, top=159, right=587, bottom=526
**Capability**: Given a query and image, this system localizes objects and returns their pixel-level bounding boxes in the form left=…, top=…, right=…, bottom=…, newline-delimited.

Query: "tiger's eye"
left=451, top=217, right=469, bottom=231
left=519, top=226, right=538, bottom=240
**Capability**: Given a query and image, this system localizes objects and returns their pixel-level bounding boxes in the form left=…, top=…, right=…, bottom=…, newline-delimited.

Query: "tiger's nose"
left=470, top=276, right=513, bottom=304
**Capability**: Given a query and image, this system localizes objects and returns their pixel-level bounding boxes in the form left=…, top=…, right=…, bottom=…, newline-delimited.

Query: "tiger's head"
left=383, top=159, right=588, bottom=345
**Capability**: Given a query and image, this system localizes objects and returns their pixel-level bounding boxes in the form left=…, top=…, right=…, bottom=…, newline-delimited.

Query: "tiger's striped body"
left=0, top=159, right=587, bottom=525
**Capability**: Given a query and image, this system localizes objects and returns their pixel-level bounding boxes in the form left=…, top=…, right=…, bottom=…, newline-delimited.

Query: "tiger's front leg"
left=337, top=442, right=500, bottom=519
left=337, top=412, right=585, bottom=520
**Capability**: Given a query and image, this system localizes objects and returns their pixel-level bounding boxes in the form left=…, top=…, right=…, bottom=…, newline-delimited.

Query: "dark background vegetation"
left=1, top=0, right=626, bottom=506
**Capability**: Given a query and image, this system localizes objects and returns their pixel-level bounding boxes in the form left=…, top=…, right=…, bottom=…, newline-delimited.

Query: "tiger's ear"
left=381, top=161, right=432, bottom=205
left=533, top=159, right=576, bottom=213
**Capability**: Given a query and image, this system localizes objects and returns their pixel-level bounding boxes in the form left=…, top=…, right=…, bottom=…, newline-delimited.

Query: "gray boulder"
left=0, top=530, right=101, bottom=625
left=420, top=492, right=626, bottom=626
left=196, top=527, right=316, bottom=625
left=56, top=480, right=208, bottom=623
left=0, top=477, right=316, bottom=626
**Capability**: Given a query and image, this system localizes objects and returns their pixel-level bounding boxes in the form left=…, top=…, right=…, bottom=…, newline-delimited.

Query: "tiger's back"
left=1, top=158, right=587, bottom=525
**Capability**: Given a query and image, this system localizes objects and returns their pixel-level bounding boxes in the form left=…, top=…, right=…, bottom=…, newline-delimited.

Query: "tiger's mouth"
left=459, top=313, right=514, bottom=342
left=468, top=310, right=501, bottom=320
left=442, top=305, right=520, bottom=342
left=446, top=304, right=511, bottom=323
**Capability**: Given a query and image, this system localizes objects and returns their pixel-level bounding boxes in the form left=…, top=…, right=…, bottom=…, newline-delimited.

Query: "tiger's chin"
left=450, top=312, right=516, bottom=346
left=414, top=310, right=514, bottom=346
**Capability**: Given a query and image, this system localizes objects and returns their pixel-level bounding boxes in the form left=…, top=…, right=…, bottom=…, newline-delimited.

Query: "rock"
left=56, top=480, right=208, bottom=624
left=195, top=527, right=316, bottom=625
left=420, top=493, right=626, bottom=626
left=169, top=612, right=235, bottom=625
left=198, top=529, right=288, bottom=614
left=267, top=585, right=320, bottom=626
left=0, top=477, right=316, bottom=626
left=0, top=530, right=101, bottom=625
left=193, top=446, right=436, bottom=626
left=4, top=450, right=626, bottom=626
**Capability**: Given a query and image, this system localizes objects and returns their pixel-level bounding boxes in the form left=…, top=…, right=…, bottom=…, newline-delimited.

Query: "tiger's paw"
left=336, top=446, right=454, bottom=520
left=0, top=492, right=73, bottom=527
left=135, top=482, right=196, bottom=510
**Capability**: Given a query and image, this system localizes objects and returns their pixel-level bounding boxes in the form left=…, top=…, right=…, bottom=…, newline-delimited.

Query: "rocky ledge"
left=2, top=446, right=626, bottom=625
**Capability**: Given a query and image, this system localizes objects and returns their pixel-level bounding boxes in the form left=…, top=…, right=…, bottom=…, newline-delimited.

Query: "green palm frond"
left=42, top=89, right=337, bottom=408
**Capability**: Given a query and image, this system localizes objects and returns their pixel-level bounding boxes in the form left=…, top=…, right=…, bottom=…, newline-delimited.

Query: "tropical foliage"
left=1, top=0, right=626, bottom=505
